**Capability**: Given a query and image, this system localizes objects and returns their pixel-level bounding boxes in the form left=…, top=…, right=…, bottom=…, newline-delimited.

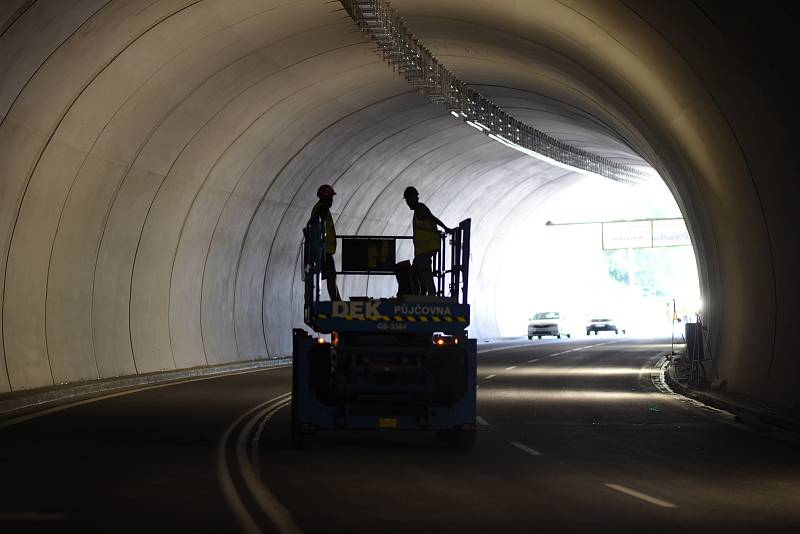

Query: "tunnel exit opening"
left=487, top=169, right=701, bottom=342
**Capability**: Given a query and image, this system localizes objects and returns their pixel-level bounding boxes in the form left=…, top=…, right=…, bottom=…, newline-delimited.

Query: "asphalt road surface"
left=2, top=336, right=799, bottom=533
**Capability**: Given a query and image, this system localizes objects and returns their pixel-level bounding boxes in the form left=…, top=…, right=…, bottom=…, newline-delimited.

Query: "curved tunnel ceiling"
left=1, top=0, right=798, bottom=408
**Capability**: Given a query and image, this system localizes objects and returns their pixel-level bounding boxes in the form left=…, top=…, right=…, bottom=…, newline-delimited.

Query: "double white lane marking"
left=604, top=484, right=676, bottom=508
left=217, top=392, right=299, bottom=534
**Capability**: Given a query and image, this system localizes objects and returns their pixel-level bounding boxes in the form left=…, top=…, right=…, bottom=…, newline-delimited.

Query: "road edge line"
left=604, top=483, right=676, bottom=508
left=0, top=359, right=291, bottom=425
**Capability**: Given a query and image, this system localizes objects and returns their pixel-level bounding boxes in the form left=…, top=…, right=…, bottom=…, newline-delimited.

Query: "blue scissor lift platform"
left=291, top=218, right=476, bottom=449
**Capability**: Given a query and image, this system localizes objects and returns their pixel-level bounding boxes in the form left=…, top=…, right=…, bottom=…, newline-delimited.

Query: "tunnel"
left=1, top=0, right=799, bottom=412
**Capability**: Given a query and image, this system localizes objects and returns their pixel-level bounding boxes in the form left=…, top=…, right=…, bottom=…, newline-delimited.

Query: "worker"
left=309, top=184, right=341, bottom=301
left=403, top=186, right=450, bottom=296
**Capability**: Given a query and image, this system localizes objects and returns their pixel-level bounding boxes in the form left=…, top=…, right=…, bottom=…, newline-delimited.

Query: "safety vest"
left=413, top=206, right=439, bottom=255
left=311, top=201, right=336, bottom=254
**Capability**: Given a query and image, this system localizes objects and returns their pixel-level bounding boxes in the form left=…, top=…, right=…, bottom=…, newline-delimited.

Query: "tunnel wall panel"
left=123, top=0, right=345, bottom=373
left=613, top=0, right=797, bottom=402
left=0, top=0, right=108, bottom=121
left=1, top=0, right=798, bottom=409
left=211, top=62, right=395, bottom=358
left=5, top=141, right=89, bottom=389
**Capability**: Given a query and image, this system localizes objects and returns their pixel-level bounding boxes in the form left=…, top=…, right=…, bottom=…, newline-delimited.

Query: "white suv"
left=527, top=312, right=572, bottom=339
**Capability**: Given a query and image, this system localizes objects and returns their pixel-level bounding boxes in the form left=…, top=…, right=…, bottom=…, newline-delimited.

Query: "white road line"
left=252, top=398, right=293, bottom=472
left=478, top=339, right=618, bottom=358
left=545, top=348, right=579, bottom=358
left=510, top=441, right=543, bottom=456
left=478, top=339, right=569, bottom=354
left=505, top=366, right=517, bottom=371
left=0, top=364, right=290, bottom=429
left=604, top=483, right=676, bottom=508
left=527, top=359, right=538, bottom=363
left=538, top=341, right=619, bottom=362
left=484, top=374, right=496, bottom=379
left=478, top=342, right=535, bottom=354
left=478, top=344, right=526, bottom=354
left=476, top=416, right=489, bottom=426
left=238, top=398, right=299, bottom=534
left=217, top=392, right=295, bottom=534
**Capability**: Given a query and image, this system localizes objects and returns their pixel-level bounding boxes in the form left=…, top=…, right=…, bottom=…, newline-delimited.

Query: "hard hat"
left=403, top=186, right=419, bottom=199
left=317, top=184, right=336, bottom=198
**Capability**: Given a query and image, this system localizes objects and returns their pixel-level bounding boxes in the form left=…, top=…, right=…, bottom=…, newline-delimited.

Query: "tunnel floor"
left=1, top=338, right=799, bottom=532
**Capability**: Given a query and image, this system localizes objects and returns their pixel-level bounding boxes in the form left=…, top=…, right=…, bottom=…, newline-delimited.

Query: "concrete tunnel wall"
left=0, top=0, right=798, bottom=407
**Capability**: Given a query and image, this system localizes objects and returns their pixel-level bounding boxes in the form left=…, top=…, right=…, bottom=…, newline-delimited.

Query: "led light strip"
left=339, top=0, right=651, bottom=185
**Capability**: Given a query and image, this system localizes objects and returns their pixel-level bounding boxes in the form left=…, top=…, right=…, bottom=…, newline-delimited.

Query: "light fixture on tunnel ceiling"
left=339, top=0, right=653, bottom=185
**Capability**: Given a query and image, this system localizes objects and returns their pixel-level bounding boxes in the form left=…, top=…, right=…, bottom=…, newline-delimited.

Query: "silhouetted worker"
left=403, top=186, right=451, bottom=296
left=309, top=184, right=341, bottom=301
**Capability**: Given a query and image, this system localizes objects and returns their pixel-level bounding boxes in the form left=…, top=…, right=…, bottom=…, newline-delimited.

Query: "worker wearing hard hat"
left=309, top=184, right=341, bottom=301
left=403, top=186, right=451, bottom=296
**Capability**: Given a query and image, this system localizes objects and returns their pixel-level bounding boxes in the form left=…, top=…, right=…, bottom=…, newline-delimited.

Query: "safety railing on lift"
left=302, top=219, right=471, bottom=305
left=338, top=0, right=651, bottom=186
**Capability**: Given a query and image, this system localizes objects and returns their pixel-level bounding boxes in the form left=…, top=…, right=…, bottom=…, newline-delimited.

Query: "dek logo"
left=331, top=300, right=382, bottom=320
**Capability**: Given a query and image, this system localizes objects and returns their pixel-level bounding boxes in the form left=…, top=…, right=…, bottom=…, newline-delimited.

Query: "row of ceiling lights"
left=339, top=0, right=652, bottom=185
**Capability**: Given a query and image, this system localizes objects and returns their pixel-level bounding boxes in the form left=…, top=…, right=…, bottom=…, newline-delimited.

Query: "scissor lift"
left=291, top=218, right=476, bottom=450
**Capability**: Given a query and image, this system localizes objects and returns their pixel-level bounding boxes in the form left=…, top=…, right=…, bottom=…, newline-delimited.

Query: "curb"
left=0, top=357, right=292, bottom=418
left=664, top=359, right=800, bottom=434
left=664, top=364, right=738, bottom=412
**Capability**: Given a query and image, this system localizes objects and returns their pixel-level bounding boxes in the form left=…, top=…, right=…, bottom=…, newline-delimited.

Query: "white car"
left=586, top=316, right=626, bottom=335
left=527, top=312, right=572, bottom=339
